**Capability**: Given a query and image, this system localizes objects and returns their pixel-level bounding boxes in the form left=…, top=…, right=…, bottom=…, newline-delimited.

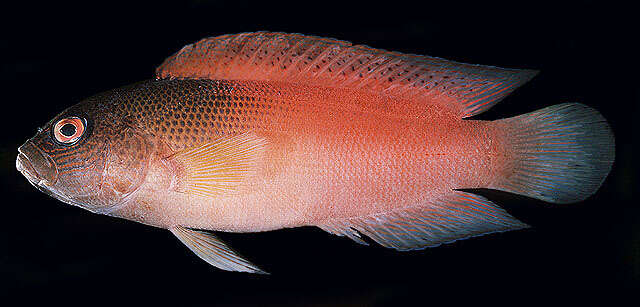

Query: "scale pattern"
left=100, top=79, right=301, bottom=151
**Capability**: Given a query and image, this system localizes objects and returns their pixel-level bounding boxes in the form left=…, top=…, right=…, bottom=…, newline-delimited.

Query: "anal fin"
left=318, top=191, right=529, bottom=250
left=170, top=226, right=267, bottom=274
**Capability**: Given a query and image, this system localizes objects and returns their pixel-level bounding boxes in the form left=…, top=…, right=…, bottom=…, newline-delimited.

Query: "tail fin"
left=493, top=103, right=615, bottom=204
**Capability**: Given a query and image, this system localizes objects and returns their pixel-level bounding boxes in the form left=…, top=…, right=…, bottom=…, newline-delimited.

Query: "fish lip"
left=17, top=151, right=83, bottom=208
left=17, top=140, right=58, bottom=185
left=17, top=154, right=56, bottom=198
left=16, top=140, right=72, bottom=205
left=16, top=152, right=38, bottom=183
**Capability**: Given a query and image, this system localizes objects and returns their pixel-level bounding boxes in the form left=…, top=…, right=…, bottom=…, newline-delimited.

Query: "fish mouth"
left=16, top=140, right=107, bottom=211
left=17, top=148, right=85, bottom=209
left=17, top=141, right=64, bottom=200
left=17, top=141, right=57, bottom=183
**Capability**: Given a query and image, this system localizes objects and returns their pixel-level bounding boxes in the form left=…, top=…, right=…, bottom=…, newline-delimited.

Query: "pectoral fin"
left=170, top=226, right=267, bottom=274
left=167, top=133, right=267, bottom=198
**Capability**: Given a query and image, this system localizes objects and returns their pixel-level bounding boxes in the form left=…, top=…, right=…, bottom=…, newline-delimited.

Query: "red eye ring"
left=53, top=117, right=85, bottom=144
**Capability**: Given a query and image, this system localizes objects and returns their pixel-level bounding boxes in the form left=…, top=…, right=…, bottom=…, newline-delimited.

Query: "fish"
left=16, top=32, right=615, bottom=274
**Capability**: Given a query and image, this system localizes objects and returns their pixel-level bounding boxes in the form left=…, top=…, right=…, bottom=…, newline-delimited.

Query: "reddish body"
left=17, top=32, right=613, bottom=273
left=107, top=80, right=510, bottom=232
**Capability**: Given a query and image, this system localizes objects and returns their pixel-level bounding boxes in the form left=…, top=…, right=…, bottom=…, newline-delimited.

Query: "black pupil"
left=60, top=123, right=76, bottom=137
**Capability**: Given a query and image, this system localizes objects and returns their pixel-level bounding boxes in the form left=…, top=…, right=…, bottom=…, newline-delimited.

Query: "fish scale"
left=101, top=78, right=511, bottom=231
left=98, top=80, right=287, bottom=149
left=16, top=32, right=614, bottom=273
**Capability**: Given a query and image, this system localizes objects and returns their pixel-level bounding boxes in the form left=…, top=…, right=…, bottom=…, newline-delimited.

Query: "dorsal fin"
left=156, top=32, right=537, bottom=118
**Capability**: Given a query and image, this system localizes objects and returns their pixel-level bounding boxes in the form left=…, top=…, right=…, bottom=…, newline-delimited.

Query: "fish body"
left=103, top=79, right=505, bottom=232
left=16, top=32, right=614, bottom=273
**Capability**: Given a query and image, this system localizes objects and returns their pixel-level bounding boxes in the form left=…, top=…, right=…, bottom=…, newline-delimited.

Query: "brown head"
left=16, top=85, right=155, bottom=214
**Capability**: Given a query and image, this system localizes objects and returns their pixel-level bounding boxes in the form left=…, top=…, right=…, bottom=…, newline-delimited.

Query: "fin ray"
left=170, top=226, right=267, bottom=274
left=167, top=133, right=266, bottom=198
left=492, top=103, right=615, bottom=204
left=318, top=191, right=529, bottom=250
left=156, top=32, right=537, bottom=118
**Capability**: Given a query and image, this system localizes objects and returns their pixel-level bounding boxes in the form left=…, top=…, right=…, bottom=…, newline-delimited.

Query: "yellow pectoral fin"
left=167, top=133, right=267, bottom=198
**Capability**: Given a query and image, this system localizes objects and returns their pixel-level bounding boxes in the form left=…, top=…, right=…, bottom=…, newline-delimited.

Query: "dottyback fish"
left=16, top=32, right=615, bottom=273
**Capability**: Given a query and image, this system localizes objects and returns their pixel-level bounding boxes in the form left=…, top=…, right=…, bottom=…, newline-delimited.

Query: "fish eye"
left=53, top=117, right=85, bottom=145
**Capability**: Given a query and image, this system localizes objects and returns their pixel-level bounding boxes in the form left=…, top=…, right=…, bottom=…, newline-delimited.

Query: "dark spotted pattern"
left=20, top=78, right=301, bottom=211
left=101, top=79, right=294, bottom=151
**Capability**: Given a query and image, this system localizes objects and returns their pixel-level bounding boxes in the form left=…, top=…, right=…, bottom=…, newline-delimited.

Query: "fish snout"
left=17, top=141, right=58, bottom=186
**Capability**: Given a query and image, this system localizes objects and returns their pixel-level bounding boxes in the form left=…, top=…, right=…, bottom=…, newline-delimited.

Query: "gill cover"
left=99, top=125, right=153, bottom=209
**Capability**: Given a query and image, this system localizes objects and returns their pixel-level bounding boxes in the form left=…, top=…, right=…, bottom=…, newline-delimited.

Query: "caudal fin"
left=493, top=103, right=614, bottom=204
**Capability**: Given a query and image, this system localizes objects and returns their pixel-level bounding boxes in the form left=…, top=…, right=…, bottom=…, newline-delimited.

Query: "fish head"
left=17, top=91, right=154, bottom=214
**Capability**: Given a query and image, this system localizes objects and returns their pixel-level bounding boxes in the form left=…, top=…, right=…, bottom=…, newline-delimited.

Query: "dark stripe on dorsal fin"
left=156, top=32, right=537, bottom=118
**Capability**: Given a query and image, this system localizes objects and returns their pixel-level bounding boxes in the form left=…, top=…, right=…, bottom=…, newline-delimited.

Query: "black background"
left=1, top=1, right=637, bottom=306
